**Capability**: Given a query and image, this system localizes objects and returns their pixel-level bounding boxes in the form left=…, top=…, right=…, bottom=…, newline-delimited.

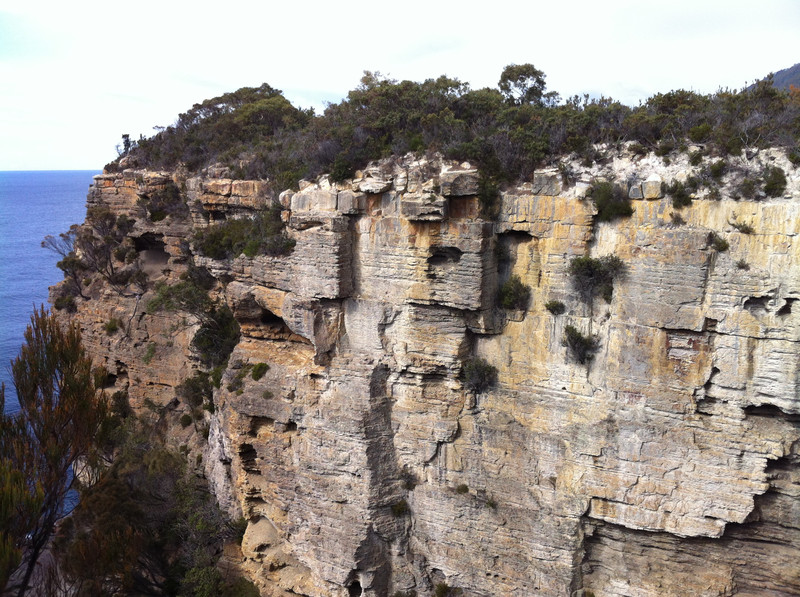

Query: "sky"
left=1, top=0, right=798, bottom=170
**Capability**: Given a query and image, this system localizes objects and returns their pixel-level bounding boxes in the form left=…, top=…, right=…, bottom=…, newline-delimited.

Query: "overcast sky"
left=1, top=0, right=798, bottom=170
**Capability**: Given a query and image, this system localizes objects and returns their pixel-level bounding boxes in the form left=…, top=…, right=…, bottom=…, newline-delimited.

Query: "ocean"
left=0, top=171, right=98, bottom=414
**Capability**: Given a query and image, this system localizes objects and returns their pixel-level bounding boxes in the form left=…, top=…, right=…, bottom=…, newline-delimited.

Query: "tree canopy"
left=0, top=307, right=107, bottom=596
left=119, top=65, right=800, bottom=193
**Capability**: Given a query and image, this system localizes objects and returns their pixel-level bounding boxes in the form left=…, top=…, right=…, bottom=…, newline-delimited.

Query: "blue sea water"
left=0, top=171, right=98, bottom=414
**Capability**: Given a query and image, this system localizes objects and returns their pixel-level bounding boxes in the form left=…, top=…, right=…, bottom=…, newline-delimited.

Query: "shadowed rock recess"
left=56, top=149, right=799, bottom=596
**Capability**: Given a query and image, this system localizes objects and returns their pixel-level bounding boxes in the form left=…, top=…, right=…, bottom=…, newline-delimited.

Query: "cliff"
left=57, top=147, right=799, bottom=596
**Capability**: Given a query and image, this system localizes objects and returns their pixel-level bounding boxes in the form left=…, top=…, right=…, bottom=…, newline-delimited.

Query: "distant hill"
left=769, top=63, right=800, bottom=90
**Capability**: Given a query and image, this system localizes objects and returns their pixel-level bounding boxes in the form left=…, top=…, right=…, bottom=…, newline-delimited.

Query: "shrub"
left=708, top=160, right=726, bottom=180
left=545, top=300, right=566, bottom=315
left=485, top=497, right=498, bottom=509
left=455, top=484, right=469, bottom=494
left=251, top=362, right=270, bottom=381
left=192, top=204, right=294, bottom=260
left=789, top=150, right=800, bottom=166
left=54, top=294, right=77, bottom=312
left=477, top=176, right=500, bottom=219
left=688, top=151, right=704, bottom=166
left=434, top=583, right=462, bottom=597
left=763, top=166, right=787, bottom=197
left=655, top=139, right=675, bottom=157
left=143, top=342, right=156, bottom=364
left=138, top=183, right=188, bottom=222
left=192, top=306, right=240, bottom=368
left=226, top=363, right=253, bottom=393
left=737, top=178, right=757, bottom=200
left=666, top=180, right=692, bottom=208
left=180, top=414, right=193, bottom=428
left=670, top=212, right=686, bottom=225
left=591, top=181, right=633, bottom=222
left=391, top=499, right=409, bottom=517
left=461, top=358, right=498, bottom=394
left=176, top=371, right=213, bottom=408
left=707, top=231, right=729, bottom=252
left=688, top=123, right=712, bottom=143
left=568, top=255, right=625, bottom=303
left=499, top=274, right=531, bottom=310
left=563, top=325, right=600, bottom=364
left=104, top=317, right=121, bottom=335
left=736, top=259, right=750, bottom=270
left=730, top=220, right=754, bottom=234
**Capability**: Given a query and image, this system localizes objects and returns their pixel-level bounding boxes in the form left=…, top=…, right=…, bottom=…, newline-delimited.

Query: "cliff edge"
left=55, top=147, right=800, bottom=596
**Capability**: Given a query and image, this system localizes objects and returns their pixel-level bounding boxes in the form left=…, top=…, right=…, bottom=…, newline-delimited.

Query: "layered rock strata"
left=61, top=150, right=799, bottom=596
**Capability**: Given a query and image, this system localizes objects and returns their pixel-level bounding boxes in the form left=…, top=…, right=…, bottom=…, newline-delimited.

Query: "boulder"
left=532, top=169, right=563, bottom=196
left=440, top=168, right=479, bottom=196
left=643, top=174, right=663, bottom=199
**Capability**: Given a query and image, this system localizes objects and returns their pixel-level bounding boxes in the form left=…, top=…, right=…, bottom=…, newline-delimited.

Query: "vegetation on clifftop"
left=117, top=67, right=800, bottom=192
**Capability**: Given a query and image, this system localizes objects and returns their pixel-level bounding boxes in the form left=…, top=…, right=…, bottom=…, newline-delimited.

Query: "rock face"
left=60, top=150, right=800, bottom=596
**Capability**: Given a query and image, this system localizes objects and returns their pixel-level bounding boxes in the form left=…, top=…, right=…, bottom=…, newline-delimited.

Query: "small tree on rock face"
left=461, top=358, right=498, bottom=394
left=568, top=255, right=625, bottom=304
left=0, top=307, right=107, bottom=596
left=563, top=325, right=600, bottom=364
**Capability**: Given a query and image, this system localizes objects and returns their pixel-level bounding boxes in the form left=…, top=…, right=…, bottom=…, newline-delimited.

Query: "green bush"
left=192, top=306, right=240, bottom=368
left=737, top=178, right=757, bottom=199
left=591, top=181, right=633, bottom=222
left=499, top=274, right=531, bottom=310
left=455, top=484, right=469, bottom=494
left=688, top=123, right=712, bottom=143
left=226, top=363, right=253, bottom=393
left=545, top=300, right=566, bottom=315
left=730, top=220, right=754, bottom=234
left=568, top=255, right=625, bottom=303
left=763, top=166, right=787, bottom=197
left=736, top=259, right=750, bottom=270
left=707, top=231, right=729, bottom=252
left=251, top=362, right=270, bottom=381
left=688, top=151, right=704, bottom=166
left=176, top=372, right=213, bottom=408
left=461, top=358, right=498, bottom=394
left=104, top=317, right=121, bottom=335
left=143, top=342, right=156, bottom=364
left=193, top=204, right=294, bottom=260
left=666, top=180, right=692, bottom=208
left=180, top=414, right=193, bottom=428
left=708, top=160, right=726, bottom=180
left=434, top=583, right=462, bottom=597
left=563, top=325, right=600, bottom=364
left=139, top=183, right=188, bottom=222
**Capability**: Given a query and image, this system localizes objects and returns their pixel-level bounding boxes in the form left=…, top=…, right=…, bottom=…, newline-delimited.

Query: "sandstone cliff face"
left=62, top=149, right=799, bottom=596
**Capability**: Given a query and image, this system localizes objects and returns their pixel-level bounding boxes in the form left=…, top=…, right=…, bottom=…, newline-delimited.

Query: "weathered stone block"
left=532, top=169, right=563, bottom=196
left=337, top=190, right=367, bottom=214
left=440, top=168, right=479, bottom=196
left=643, top=174, right=663, bottom=199
left=203, top=179, right=232, bottom=196
left=400, top=194, right=448, bottom=221
left=291, top=189, right=337, bottom=212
